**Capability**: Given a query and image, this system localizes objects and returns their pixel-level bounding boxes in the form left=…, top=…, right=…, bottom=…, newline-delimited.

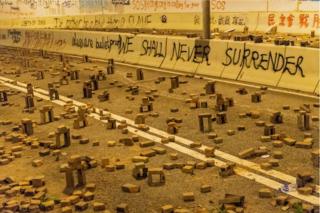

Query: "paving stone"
left=139, top=141, right=155, bottom=148
left=272, top=140, right=283, bottom=148
left=182, top=165, right=194, bottom=174
left=163, top=163, right=175, bottom=170
left=258, top=188, right=272, bottom=198
left=195, top=162, right=207, bottom=169
left=93, top=202, right=106, bottom=211
left=116, top=203, right=129, bottom=213
left=121, top=183, right=140, bottom=193
left=170, top=153, right=178, bottom=160
left=283, top=137, right=296, bottom=146
left=152, top=147, right=166, bottom=154
left=200, top=185, right=211, bottom=193
left=213, top=137, right=223, bottom=144
left=295, top=139, right=313, bottom=149
left=238, top=148, right=255, bottom=159
left=182, top=192, right=195, bottom=202
left=272, top=151, right=283, bottom=159
left=62, top=206, right=73, bottom=213
left=32, top=159, right=43, bottom=167
left=161, top=204, right=174, bottom=213
left=260, top=136, right=271, bottom=142
left=40, top=200, right=54, bottom=211
left=268, top=159, right=280, bottom=167
left=132, top=156, right=149, bottom=163
left=260, top=163, right=272, bottom=170
left=297, top=186, right=313, bottom=195
left=105, top=165, right=116, bottom=172
left=83, top=191, right=94, bottom=201
left=140, top=149, right=156, bottom=157
left=75, top=201, right=89, bottom=211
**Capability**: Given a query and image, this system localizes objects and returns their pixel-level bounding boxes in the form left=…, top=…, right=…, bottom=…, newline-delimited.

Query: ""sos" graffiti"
left=211, top=0, right=226, bottom=11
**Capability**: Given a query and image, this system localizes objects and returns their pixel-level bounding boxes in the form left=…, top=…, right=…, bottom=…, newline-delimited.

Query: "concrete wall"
left=0, top=28, right=318, bottom=94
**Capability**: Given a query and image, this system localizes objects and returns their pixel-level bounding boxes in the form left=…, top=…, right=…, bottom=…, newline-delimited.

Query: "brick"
left=163, top=163, right=175, bottom=170
left=258, top=188, right=272, bottom=198
left=68, top=195, right=80, bottom=204
left=272, top=151, right=283, bottom=159
left=272, top=140, right=283, bottom=148
left=121, top=183, right=140, bottom=193
left=227, top=130, right=235, bottom=136
left=283, top=138, right=296, bottom=146
left=93, top=202, right=106, bottom=211
left=75, top=201, right=89, bottom=211
left=101, top=158, right=109, bottom=168
left=275, top=195, right=289, bottom=206
left=302, top=203, right=314, bottom=212
left=238, top=148, right=255, bottom=159
left=255, top=121, right=265, bottom=126
left=260, top=163, right=272, bottom=170
left=31, top=176, right=45, bottom=187
left=107, top=141, right=116, bottom=147
left=105, top=165, right=115, bottom=172
left=40, top=200, right=54, bottom=211
left=200, top=185, right=211, bottom=193
left=269, top=159, right=279, bottom=167
left=79, top=138, right=89, bottom=145
left=62, top=206, right=73, bottom=213
left=152, top=147, right=166, bottom=155
left=213, top=137, right=223, bottom=144
left=83, top=191, right=94, bottom=201
left=182, top=165, right=193, bottom=174
left=189, top=142, right=202, bottom=148
left=207, top=133, right=218, bottom=139
left=116, top=203, right=129, bottom=213
left=182, top=192, right=195, bottom=202
left=295, top=140, right=313, bottom=149
left=139, top=141, right=155, bottom=148
left=161, top=205, right=174, bottom=213
left=85, top=183, right=96, bottom=192
left=260, top=136, right=271, bottom=142
left=140, top=149, right=156, bottom=157
left=204, top=147, right=215, bottom=157
left=32, top=159, right=43, bottom=167
left=169, top=153, right=178, bottom=160
left=297, top=186, right=313, bottom=195
left=186, top=161, right=196, bottom=168
left=0, top=159, right=10, bottom=165
left=196, top=162, right=207, bottom=170
left=11, top=145, right=23, bottom=152
left=132, top=156, right=149, bottom=163
left=115, top=162, right=125, bottom=170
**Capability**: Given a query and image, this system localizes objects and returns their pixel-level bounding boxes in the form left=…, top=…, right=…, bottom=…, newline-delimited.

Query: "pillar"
left=202, top=0, right=211, bottom=39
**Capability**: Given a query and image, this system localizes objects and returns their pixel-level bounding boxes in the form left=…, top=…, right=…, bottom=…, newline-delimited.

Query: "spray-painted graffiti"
left=22, top=30, right=66, bottom=50
left=72, top=33, right=134, bottom=55
left=8, top=29, right=21, bottom=43
left=222, top=44, right=305, bottom=77
left=1, top=29, right=311, bottom=80
left=170, top=42, right=211, bottom=65
left=140, top=39, right=166, bottom=58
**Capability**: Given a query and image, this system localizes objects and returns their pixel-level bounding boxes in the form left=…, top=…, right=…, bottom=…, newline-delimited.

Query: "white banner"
left=0, top=0, right=319, bottom=18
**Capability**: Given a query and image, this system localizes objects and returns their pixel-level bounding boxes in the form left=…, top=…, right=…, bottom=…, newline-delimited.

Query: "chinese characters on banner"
left=268, top=12, right=319, bottom=29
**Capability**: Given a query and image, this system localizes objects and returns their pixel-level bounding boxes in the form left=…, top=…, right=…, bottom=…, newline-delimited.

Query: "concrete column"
left=202, top=0, right=211, bottom=39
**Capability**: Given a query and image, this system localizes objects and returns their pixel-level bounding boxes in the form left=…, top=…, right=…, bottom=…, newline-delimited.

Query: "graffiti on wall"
left=7, top=29, right=21, bottom=43
left=222, top=43, right=305, bottom=77
left=1, top=29, right=311, bottom=79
